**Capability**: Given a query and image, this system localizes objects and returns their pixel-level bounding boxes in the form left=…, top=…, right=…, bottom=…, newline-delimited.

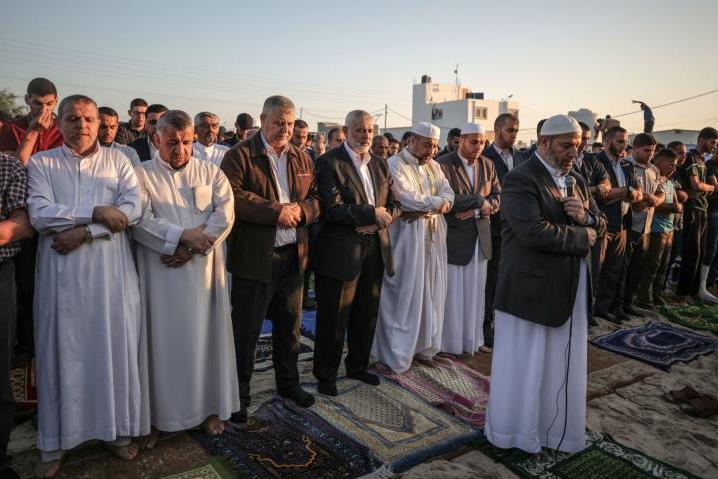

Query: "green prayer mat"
left=662, top=304, right=718, bottom=334
left=156, top=457, right=237, bottom=479
left=473, top=430, right=700, bottom=479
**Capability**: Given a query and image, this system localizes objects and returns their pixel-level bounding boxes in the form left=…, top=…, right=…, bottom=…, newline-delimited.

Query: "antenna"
left=454, top=64, right=460, bottom=100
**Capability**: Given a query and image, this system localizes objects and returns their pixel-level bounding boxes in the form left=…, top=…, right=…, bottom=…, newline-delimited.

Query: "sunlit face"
left=699, top=137, right=718, bottom=154
left=607, top=131, right=628, bottom=158
left=632, top=144, right=656, bottom=164
left=495, top=119, right=519, bottom=148
left=458, top=133, right=486, bottom=162
left=371, top=136, right=389, bottom=159
left=408, top=135, right=439, bottom=162
left=344, top=118, right=374, bottom=154
left=98, top=113, right=119, bottom=146
left=328, top=130, right=345, bottom=149
left=314, top=134, right=326, bottom=154
left=157, top=125, right=194, bottom=169
left=146, top=111, right=166, bottom=138
left=25, top=93, right=57, bottom=119
left=671, top=144, right=687, bottom=166
left=578, top=130, right=590, bottom=155
left=388, top=140, right=400, bottom=156
left=655, top=156, right=677, bottom=178
left=195, top=115, right=220, bottom=147
left=260, top=109, right=295, bottom=150
left=290, top=126, right=309, bottom=148
left=448, top=135, right=460, bottom=152
left=128, top=105, right=147, bottom=130
left=59, top=101, right=99, bottom=152
left=540, top=132, right=580, bottom=174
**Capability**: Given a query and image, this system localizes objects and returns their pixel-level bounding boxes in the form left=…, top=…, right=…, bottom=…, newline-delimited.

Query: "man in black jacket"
left=128, top=104, right=168, bottom=162
left=312, top=110, right=401, bottom=396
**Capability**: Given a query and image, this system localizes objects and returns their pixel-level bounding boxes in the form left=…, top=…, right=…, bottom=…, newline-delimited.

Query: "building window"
left=474, top=107, right=487, bottom=120
left=432, top=108, right=443, bottom=120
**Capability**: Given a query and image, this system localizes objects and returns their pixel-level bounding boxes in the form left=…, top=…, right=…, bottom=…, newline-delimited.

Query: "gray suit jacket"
left=438, top=151, right=500, bottom=265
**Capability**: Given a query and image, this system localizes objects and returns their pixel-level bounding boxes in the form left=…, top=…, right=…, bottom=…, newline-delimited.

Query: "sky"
left=2, top=0, right=717, bottom=142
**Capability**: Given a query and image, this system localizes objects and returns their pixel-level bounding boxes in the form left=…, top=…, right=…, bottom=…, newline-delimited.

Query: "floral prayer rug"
left=254, top=327, right=315, bottom=372
left=661, top=304, right=718, bottom=334
left=590, top=321, right=718, bottom=370
left=378, top=354, right=490, bottom=427
left=156, top=457, right=236, bottom=479
left=190, top=397, right=382, bottom=479
left=10, top=358, right=36, bottom=412
left=306, top=378, right=482, bottom=473
left=473, top=430, right=700, bottom=479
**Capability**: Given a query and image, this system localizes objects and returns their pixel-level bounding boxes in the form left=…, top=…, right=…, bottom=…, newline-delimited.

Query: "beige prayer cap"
left=539, top=115, right=582, bottom=136
left=461, top=122, right=485, bottom=135
left=412, top=122, right=440, bottom=140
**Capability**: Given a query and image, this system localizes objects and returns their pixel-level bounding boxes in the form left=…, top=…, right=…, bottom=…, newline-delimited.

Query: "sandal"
left=663, top=386, right=701, bottom=404
left=680, top=395, right=718, bottom=417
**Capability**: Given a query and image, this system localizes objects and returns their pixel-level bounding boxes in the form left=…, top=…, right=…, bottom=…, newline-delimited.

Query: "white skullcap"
left=412, top=121, right=440, bottom=140
left=461, top=122, right=485, bottom=135
left=540, top=115, right=582, bottom=136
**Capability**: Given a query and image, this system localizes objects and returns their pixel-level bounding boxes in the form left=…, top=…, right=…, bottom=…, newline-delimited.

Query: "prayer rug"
left=261, top=307, right=316, bottom=335
left=378, top=354, right=490, bottom=427
left=306, top=378, right=482, bottom=473
left=10, top=358, right=36, bottom=411
left=473, top=430, right=700, bottom=479
left=661, top=304, right=718, bottom=334
left=156, top=457, right=236, bottom=479
left=190, top=396, right=382, bottom=479
left=254, top=327, right=315, bottom=372
left=458, top=349, right=492, bottom=376
left=590, top=321, right=718, bottom=370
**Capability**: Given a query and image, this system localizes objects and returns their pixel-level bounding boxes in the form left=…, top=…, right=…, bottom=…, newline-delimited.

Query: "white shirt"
left=493, top=144, right=514, bottom=171
left=536, top=152, right=567, bottom=196
left=609, top=154, right=630, bottom=217
left=192, top=142, right=230, bottom=168
left=458, top=151, right=483, bottom=218
left=148, top=137, right=158, bottom=160
left=261, top=133, right=296, bottom=247
left=344, top=142, right=375, bottom=205
left=109, top=142, right=141, bottom=167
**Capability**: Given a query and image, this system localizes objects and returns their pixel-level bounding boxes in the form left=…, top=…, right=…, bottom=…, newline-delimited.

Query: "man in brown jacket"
left=438, top=123, right=500, bottom=355
left=220, top=96, right=320, bottom=422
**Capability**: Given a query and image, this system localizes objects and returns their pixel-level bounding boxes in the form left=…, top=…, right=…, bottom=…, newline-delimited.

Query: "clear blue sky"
left=2, top=0, right=717, bottom=141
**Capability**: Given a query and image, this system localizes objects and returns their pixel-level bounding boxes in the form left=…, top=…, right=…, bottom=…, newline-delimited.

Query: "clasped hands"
left=455, top=200, right=494, bottom=220
left=560, top=197, right=597, bottom=246
left=401, top=200, right=452, bottom=224
left=356, top=206, right=394, bottom=234
left=52, top=206, right=130, bottom=255
left=162, top=224, right=215, bottom=268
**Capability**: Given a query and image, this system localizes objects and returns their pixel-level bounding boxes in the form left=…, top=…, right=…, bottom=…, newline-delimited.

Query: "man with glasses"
left=116, top=98, right=148, bottom=145
left=129, top=104, right=168, bottom=162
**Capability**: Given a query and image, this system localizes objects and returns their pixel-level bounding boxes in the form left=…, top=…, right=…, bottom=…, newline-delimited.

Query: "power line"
left=612, top=89, right=718, bottom=118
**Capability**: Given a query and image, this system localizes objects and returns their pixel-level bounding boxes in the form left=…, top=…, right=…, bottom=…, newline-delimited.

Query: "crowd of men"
left=0, top=77, right=717, bottom=477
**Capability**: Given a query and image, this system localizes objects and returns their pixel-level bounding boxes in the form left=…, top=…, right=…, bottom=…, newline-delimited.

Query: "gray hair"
left=157, top=110, right=193, bottom=135
left=58, top=94, right=97, bottom=119
left=261, top=95, right=295, bottom=116
left=193, top=111, right=219, bottom=125
left=344, top=110, right=373, bottom=128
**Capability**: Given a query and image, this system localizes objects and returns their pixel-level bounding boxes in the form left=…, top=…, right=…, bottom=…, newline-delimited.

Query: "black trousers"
left=231, top=245, right=303, bottom=404
left=622, top=230, right=648, bottom=308
left=677, top=209, right=707, bottom=296
left=313, top=235, right=383, bottom=382
left=12, top=235, right=36, bottom=356
left=0, top=260, right=17, bottom=470
left=483, top=238, right=501, bottom=346
left=595, top=230, right=627, bottom=313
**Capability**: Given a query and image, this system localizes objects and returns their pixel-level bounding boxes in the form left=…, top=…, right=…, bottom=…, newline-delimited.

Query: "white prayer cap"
left=461, top=122, right=485, bottom=135
left=412, top=122, right=440, bottom=140
left=539, top=115, right=582, bottom=136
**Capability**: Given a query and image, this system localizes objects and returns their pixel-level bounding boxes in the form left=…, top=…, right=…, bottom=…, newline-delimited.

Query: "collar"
left=157, top=153, right=191, bottom=172
left=61, top=142, right=100, bottom=159
left=260, top=132, right=288, bottom=157
left=343, top=141, right=371, bottom=165
left=458, top=151, right=475, bottom=167
left=196, top=141, right=215, bottom=152
left=493, top=143, right=513, bottom=157
left=399, top=147, right=425, bottom=166
left=535, top=152, right=567, bottom=178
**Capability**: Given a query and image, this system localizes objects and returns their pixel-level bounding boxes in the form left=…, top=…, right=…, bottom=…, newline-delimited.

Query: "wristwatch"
left=84, top=225, right=93, bottom=243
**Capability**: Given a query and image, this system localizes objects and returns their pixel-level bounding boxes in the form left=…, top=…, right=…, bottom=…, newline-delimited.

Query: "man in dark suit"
left=128, top=104, right=168, bottom=162
left=312, top=110, right=401, bottom=396
left=481, top=113, right=523, bottom=349
left=485, top=115, right=603, bottom=454
left=220, top=96, right=320, bottom=422
left=594, top=126, right=643, bottom=323
left=438, top=122, right=499, bottom=354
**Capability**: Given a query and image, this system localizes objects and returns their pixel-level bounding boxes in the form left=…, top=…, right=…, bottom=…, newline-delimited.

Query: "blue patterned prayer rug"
left=261, top=304, right=316, bottom=335
left=591, top=321, right=718, bottom=370
left=306, top=378, right=482, bottom=473
left=254, top=327, right=314, bottom=372
left=190, top=397, right=382, bottom=479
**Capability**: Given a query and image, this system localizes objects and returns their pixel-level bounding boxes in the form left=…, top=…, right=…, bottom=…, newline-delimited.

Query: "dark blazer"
left=493, top=155, right=604, bottom=327
left=220, top=133, right=320, bottom=283
left=438, top=151, right=500, bottom=265
left=128, top=137, right=152, bottom=162
left=574, top=151, right=609, bottom=188
left=313, top=145, right=401, bottom=281
left=596, top=151, right=638, bottom=232
left=483, top=142, right=528, bottom=238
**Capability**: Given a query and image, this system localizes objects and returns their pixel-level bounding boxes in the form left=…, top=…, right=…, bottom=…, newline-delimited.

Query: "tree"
left=0, top=89, right=27, bottom=117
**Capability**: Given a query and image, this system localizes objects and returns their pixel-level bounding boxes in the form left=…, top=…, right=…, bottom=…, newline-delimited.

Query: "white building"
left=568, top=108, right=599, bottom=140
left=629, top=129, right=699, bottom=149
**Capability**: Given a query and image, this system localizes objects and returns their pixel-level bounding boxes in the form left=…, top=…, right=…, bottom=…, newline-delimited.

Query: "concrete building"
left=629, top=129, right=699, bottom=149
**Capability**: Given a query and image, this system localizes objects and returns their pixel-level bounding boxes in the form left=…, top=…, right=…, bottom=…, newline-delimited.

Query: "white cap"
left=412, top=121, right=440, bottom=140
left=461, top=122, right=485, bottom=135
left=539, top=115, right=582, bottom=136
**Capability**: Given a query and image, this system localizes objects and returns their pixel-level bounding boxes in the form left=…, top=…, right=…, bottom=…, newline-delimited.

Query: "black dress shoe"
left=318, top=381, right=338, bottom=396
left=230, top=407, right=247, bottom=424
left=280, top=386, right=315, bottom=407
left=623, top=306, right=644, bottom=317
left=612, top=309, right=630, bottom=321
left=594, top=309, right=616, bottom=322
left=347, top=370, right=380, bottom=385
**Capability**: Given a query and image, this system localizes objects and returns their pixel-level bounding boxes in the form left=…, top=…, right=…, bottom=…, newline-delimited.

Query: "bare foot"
left=201, top=415, right=225, bottom=435
left=139, top=427, right=161, bottom=450
left=36, top=459, right=63, bottom=478
left=104, top=441, right=140, bottom=461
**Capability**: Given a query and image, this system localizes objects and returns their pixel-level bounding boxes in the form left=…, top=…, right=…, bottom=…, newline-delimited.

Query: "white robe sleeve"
left=201, top=168, right=235, bottom=250
left=388, top=158, right=454, bottom=212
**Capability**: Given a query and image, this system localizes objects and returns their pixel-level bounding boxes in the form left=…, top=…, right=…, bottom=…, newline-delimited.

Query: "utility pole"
left=299, top=106, right=303, bottom=120
left=384, top=104, right=388, bottom=133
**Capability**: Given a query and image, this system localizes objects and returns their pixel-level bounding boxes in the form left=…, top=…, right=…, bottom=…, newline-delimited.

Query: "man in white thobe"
left=486, top=115, right=602, bottom=454
left=27, top=95, right=147, bottom=474
left=372, top=122, right=454, bottom=373
left=132, top=110, right=238, bottom=443
left=98, top=106, right=142, bottom=166
left=437, top=123, right=500, bottom=354
left=192, top=112, right=229, bottom=167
